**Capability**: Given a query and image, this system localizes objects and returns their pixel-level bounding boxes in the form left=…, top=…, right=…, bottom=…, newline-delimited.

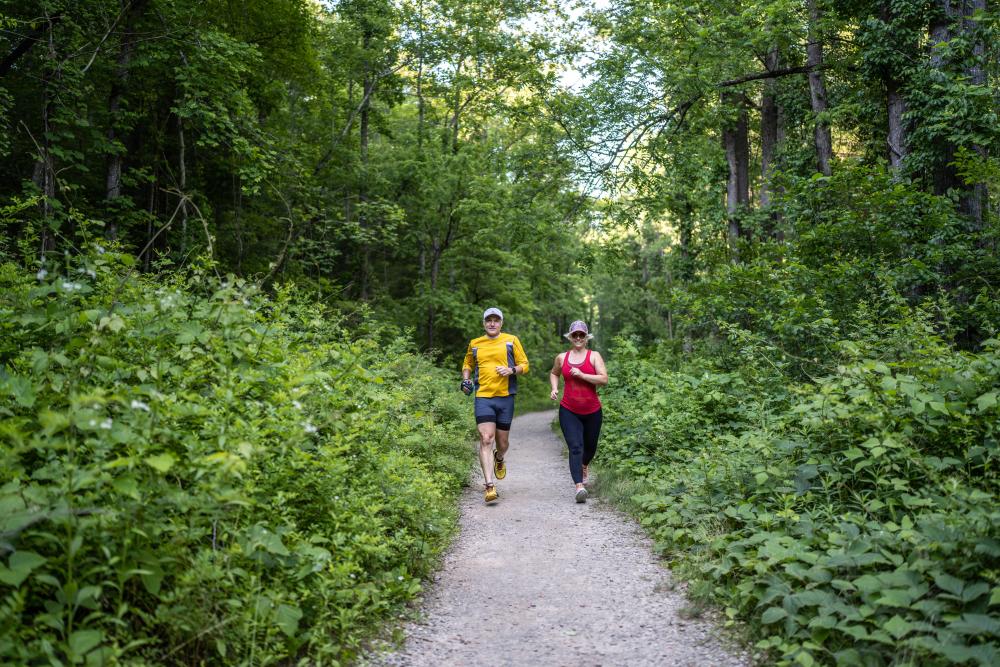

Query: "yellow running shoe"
left=493, top=450, right=506, bottom=480
left=484, top=484, right=499, bottom=504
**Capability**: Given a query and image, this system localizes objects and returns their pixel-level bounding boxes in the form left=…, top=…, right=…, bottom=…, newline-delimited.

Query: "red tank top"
left=560, top=349, right=602, bottom=415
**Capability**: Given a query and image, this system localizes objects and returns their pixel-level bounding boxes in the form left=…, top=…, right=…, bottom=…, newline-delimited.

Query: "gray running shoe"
left=575, top=487, right=588, bottom=503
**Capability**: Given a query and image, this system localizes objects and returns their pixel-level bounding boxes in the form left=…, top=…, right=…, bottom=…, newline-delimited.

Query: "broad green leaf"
left=39, top=410, right=70, bottom=434
left=760, top=607, right=787, bottom=624
left=144, top=453, right=176, bottom=473
left=68, top=629, right=102, bottom=657
left=933, top=572, right=965, bottom=596
left=0, top=551, right=47, bottom=587
left=962, top=582, right=990, bottom=603
left=852, top=574, right=881, bottom=594
left=948, top=614, right=1000, bottom=637
left=976, top=391, right=997, bottom=411
left=275, top=603, right=303, bottom=637
left=883, top=615, right=912, bottom=639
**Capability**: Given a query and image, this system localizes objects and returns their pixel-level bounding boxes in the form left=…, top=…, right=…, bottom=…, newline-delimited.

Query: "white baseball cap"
left=483, top=307, right=503, bottom=321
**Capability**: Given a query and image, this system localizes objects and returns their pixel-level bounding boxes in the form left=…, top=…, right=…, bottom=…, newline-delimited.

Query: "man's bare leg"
left=477, top=422, right=497, bottom=486
left=494, top=427, right=510, bottom=463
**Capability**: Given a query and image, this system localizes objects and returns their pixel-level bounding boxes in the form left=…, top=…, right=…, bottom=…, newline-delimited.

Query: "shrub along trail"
left=364, top=409, right=748, bottom=667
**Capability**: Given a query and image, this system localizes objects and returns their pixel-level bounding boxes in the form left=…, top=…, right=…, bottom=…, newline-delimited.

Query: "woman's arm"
left=570, top=350, right=609, bottom=386
left=549, top=353, right=564, bottom=400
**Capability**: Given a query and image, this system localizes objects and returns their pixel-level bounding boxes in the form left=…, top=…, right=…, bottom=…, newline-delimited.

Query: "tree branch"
left=717, top=64, right=819, bottom=88
left=0, top=14, right=63, bottom=77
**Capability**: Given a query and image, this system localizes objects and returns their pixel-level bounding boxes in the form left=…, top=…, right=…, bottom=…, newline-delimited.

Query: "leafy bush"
left=0, top=251, right=474, bottom=665
left=601, top=324, right=1000, bottom=666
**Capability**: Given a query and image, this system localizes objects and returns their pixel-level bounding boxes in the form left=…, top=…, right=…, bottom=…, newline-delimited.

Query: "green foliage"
left=0, top=253, right=474, bottom=665
left=601, top=314, right=1000, bottom=665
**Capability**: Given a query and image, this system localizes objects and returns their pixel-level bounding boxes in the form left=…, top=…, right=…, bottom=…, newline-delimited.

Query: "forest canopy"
left=2, top=0, right=999, bottom=664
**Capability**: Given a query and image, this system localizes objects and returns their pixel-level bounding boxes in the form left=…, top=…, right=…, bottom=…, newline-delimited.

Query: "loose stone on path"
left=363, top=409, right=749, bottom=667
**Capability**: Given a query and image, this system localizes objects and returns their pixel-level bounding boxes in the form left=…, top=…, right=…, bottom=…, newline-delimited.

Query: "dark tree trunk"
left=177, top=115, right=190, bottom=254
left=722, top=92, right=750, bottom=258
left=35, top=16, right=59, bottom=258
left=105, top=0, right=151, bottom=240
left=760, top=46, right=780, bottom=210
left=928, top=0, right=986, bottom=229
left=960, top=0, right=987, bottom=229
left=886, top=81, right=906, bottom=170
left=879, top=4, right=908, bottom=172
left=359, top=30, right=374, bottom=300
left=428, top=241, right=440, bottom=350
left=416, top=0, right=426, bottom=150
left=807, top=0, right=833, bottom=176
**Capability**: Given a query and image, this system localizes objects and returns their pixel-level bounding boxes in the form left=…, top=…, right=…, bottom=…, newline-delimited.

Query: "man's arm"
left=512, top=337, right=529, bottom=375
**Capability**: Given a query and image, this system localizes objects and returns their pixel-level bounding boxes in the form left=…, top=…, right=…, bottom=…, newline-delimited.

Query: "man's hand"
left=461, top=379, right=474, bottom=395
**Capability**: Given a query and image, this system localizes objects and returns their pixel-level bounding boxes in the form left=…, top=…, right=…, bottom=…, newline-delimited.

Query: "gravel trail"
left=363, top=409, right=749, bottom=667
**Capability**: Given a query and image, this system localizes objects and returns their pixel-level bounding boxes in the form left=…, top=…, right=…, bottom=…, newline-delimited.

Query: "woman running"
left=549, top=320, right=608, bottom=503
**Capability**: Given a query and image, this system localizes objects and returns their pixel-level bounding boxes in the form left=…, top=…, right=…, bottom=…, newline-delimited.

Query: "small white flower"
left=36, top=268, right=48, bottom=281
left=92, top=404, right=101, bottom=410
left=61, top=281, right=82, bottom=292
left=292, top=400, right=302, bottom=410
left=86, top=269, right=96, bottom=279
left=397, top=576, right=404, bottom=581
left=303, top=423, right=317, bottom=434
left=96, top=245, right=106, bottom=254
left=131, top=399, right=151, bottom=412
left=349, top=573, right=355, bottom=579
left=100, top=418, right=113, bottom=430
left=88, top=419, right=97, bottom=427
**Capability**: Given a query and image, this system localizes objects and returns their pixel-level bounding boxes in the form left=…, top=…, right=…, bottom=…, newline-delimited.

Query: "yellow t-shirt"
left=462, top=333, right=530, bottom=398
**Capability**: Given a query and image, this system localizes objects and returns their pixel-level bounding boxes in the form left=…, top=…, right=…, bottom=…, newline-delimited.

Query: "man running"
left=461, top=307, right=529, bottom=504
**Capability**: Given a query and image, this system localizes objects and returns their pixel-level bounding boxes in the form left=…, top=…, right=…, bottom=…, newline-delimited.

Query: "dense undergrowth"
left=0, top=250, right=474, bottom=665
left=603, top=330, right=999, bottom=666
left=596, top=170, right=1000, bottom=666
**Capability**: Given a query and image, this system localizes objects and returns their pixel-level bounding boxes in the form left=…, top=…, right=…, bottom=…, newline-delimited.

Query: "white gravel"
left=362, top=409, right=750, bottom=667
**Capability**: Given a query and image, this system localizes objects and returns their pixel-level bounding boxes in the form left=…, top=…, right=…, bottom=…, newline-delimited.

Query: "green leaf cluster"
left=0, top=252, right=474, bottom=665
left=601, top=320, right=1000, bottom=665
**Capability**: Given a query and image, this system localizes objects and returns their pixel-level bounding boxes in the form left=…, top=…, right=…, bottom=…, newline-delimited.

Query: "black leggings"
left=558, top=406, right=603, bottom=484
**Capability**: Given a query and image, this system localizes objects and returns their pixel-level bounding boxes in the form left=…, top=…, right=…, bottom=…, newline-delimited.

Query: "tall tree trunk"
left=886, top=80, right=906, bottom=170
left=143, top=165, right=157, bottom=272
left=359, top=32, right=374, bottom=300
left=760, top=46, right=780, bottom=210
left=428, top=241, right=440, bottom=350
left=35, top=15, right=59, bottom=259
left=806, top=0, right=833, bottom=176
left=879, top=4, right=908, bottom=172
left=448, top=60, right=463, bottom=153
left=177, top=115, right=189, bottom=254
left=960, top=0, right=987, bottom=229
left=105, top=0, right=151, bottom=240
left=233, top=172, right=244, bottom=273
left=927, top=0, right=986, bottom=228
left=760, top=45, right=785, bottom=239
left=722, top=92, right=750, bottom=259
left=928, top=0, right=956, bottom=197
left=416, top=0, right=426, bottom=150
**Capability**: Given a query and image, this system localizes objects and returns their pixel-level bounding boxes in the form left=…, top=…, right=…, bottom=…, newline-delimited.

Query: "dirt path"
left=363, top=409, right=749, bottom=667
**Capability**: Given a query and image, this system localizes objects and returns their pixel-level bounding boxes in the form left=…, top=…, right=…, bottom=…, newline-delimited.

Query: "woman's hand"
left=570, top=367, right=584, bottom=379
left=549, top=389, right=559, bottom=401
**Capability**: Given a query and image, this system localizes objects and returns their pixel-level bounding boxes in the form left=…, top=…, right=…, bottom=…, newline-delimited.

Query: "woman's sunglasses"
left=569, top=332, right=587, bottom=339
